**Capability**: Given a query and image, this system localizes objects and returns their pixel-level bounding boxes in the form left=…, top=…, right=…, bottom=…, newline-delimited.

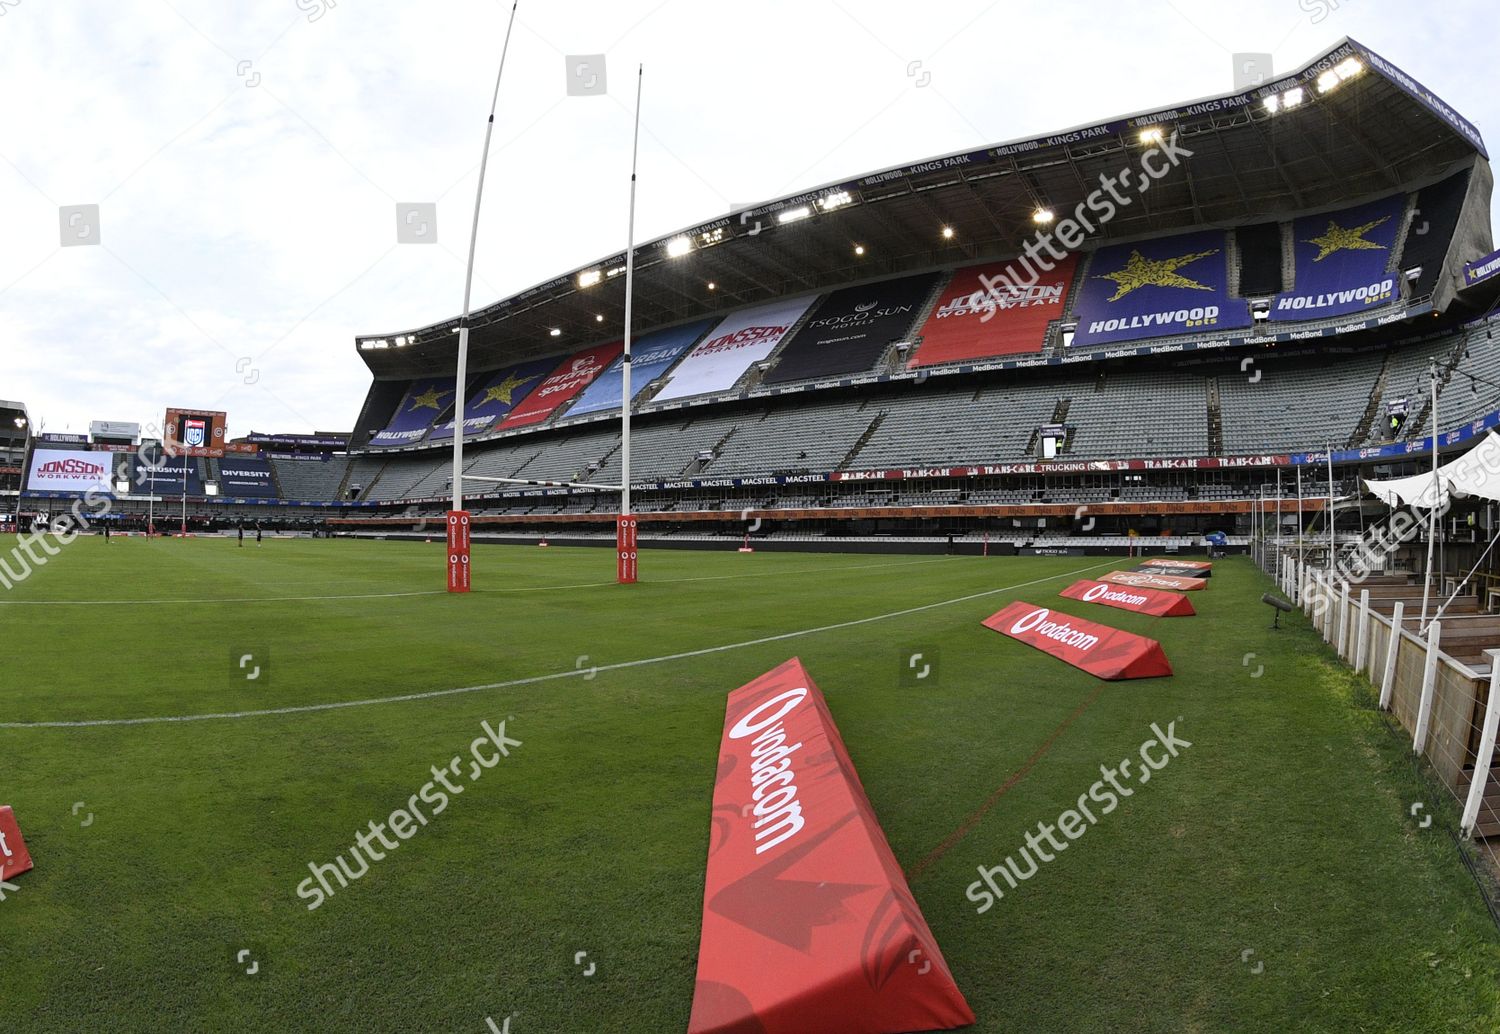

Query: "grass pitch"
left=0, top=537, right=1497, bottom=1032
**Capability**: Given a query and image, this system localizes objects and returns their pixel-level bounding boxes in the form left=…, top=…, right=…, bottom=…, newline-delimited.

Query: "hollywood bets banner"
left=1102, top=570, right=1207, bottom=592
left=368, top=377, right=456, bottom=448
left=567, top=318, right=717, bottom=417
left=689, top=658, right=974, bottom=1034
left=1071, top=229, right=1250, bottom=346
left=498, top=340, right=623, bottom=429
left=0, top=806, right=33, bottom=882
left=654, top=295, right=818, bottom=403
left=428, top=358, right=555, bottom=442
left=909, top=255, right=1078, bottom=368
left=1059, top=578, right=1196, bottom=617
left=1273, top=193, right=1406, bottom=321
left=982, top=602, right=1173, bottom=680
left=764, top=274, right=939, bottom=384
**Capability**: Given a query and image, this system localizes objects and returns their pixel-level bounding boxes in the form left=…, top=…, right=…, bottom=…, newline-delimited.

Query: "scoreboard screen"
left=164, top=408, right=228, bottom=457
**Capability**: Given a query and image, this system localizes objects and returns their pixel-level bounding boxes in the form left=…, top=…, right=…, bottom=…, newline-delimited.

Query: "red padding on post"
left=0, top=806, right=33, bottom=881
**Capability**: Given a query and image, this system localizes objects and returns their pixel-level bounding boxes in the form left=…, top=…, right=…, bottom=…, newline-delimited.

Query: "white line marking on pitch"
left=0, top=556, right=953, bottom=606
left=0, top=561, right=1112, bottom=730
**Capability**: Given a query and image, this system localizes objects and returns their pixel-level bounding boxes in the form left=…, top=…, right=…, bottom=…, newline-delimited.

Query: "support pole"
left=1414, top=619, right=1442, bottom=755
left=1461, top=650, right=1500, bottom=837
left=1420, top=358, right=1439, bottom=630
left=448, top=1, right=520, bottom=592
left=1380, top=600, right=1404, bottom=709
left=617, top=65, right=643, bottom=586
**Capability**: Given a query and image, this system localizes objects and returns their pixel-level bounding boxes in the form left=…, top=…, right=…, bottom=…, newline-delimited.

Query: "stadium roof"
left=357, top=37, right=1489, bottom=381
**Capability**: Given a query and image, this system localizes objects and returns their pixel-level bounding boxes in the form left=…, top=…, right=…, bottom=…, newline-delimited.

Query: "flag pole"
left=448, top=0, right=520, bottom=591
left=617, top=64, right=643, bottom=585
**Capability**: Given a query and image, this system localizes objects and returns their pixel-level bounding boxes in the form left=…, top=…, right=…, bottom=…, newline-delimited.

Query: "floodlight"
left=1335, top=57, right=1362, bottom=80
left=595, top=314, right=604, bottom=322
left=1282, top=87, right=1304, bottom=108
left=577, top=269, right=602, bottom=288
left=854, top=244, right=865, bottom=256
left=1317, top=70, right=1340, bottom=94
left=549, top=328, right=562, bottom=337
left=941, top=226, right=955, bottom=240
left=777, top=206, right=812, bottom=224
left=706, top=281, right=717, bottom=290
left=1263, top=95, right=1280, bottom=114
left=817, top=191, right=852, bottom=212
left=1032, top=208, right=1055, bottom=224
left=1139, top=127, right=1164, bottom=145
left=665, top=236, right=692, bottom=257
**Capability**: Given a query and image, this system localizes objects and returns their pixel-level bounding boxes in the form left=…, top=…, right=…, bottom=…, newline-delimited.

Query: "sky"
left=0, top=0, right=1492, bottom=440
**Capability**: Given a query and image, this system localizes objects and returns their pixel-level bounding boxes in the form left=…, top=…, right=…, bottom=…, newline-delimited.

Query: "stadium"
left=6, top=10, right=1500, bottom=1034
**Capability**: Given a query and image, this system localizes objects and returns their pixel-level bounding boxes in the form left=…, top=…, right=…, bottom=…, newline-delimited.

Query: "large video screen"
left=164, top=408, right=228, bottom=457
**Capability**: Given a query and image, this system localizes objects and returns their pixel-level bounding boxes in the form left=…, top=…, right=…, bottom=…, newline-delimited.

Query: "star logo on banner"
left=408, top=387, right=452, bottom=412
left=482, top=372, right=530, bottom=406
left=1304, top=216, right=1391, bottom=261
left=1096, top=249, right=1220, bottom=301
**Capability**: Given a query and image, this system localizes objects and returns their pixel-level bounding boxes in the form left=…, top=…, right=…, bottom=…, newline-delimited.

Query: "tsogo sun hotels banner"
left=1272, top=193, right=1406, bottom=322
left=653, top=295, right=818, bottom=403
left=689, top=658, right=974, bottom=1034
left=1070, top=229, right=1250, bottom=346
left=909, top=255, right=1078, bottom=368
left=763, top=273, right=938, bottom=384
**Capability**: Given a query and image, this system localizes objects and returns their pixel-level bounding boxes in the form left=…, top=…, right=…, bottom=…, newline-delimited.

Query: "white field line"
left=0, top=561, right=1113, bottom=729
left=0, top=556, right=955, bottom=606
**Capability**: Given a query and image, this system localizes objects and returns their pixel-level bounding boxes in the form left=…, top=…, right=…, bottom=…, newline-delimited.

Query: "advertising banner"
left=1102, top=570, right=1207, bottom=592
left=131, top=456, right=204, bottom=496
left=0, top=806, right=33, bottom=882
left=910, top=255, right=1077, bottom=368
left=764, top=273, right=939, bottom=384
left=26, top=449, right=113, bottom=494
left=1464, top=247, right=1500, bottom=289
left=218, top=456, right=277, bottom=497
left=1136, top=558, right=1212, bottom=578
left=368, top=378, right=456, bottom=448
left=1071, top=229, right=1250, bottom=345
left=164, top=408, right=228, bottom=457
left=689, top=658, right=974, bottom=1034
left=653, top=295, right=818, bottom=403
left=498, top=340, right=623, bottom=430
left=616, top=515, right=638, bottom=584
left=1059, top=579, right=1196, bottom=617
left=1273, top=193, right=1406, bottom=321
left=428, top=358, right=556, bottom=442
left=982, top=602, right=1173, bottom=680
left=569, top=319, right=717, bottom=416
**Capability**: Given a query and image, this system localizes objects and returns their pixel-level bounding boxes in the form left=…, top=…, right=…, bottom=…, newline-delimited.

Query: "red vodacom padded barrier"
left=983, top=601, right=1173, bottom=680
left=0, top=806, right=33, bottom=882
left=1060, top=578, right=1196, bottom=617
left=689, top=658, right=974, bottom=1034
left=1102, top=570, right=1206, bottom=592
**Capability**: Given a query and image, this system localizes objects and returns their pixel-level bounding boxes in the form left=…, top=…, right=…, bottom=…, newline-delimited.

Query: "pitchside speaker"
left=447, top=511, right=471, bottom=593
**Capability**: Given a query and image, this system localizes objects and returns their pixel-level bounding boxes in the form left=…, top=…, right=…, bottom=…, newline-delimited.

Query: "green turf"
left=0, top=537, right=1496, bottom=1032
